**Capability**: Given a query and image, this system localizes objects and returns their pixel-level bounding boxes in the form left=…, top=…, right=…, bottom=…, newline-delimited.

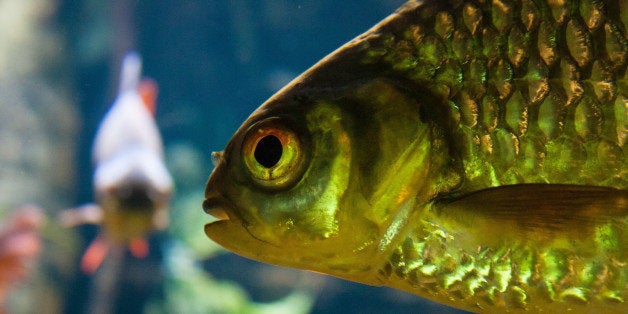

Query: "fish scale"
left=203, top=0, right=627, bottom=312
left=361, top=0, right=627, bottom=189
left=358, top=3, right=627, bottom=307
left=383, top=205, right=624, bottom=311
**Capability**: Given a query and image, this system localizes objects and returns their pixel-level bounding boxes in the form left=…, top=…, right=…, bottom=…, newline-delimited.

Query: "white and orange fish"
left=61, top=51, right=173, bottom=273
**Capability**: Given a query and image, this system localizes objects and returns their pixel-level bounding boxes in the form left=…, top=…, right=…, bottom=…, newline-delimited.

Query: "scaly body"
left=203, top=1, right=627, bottom=312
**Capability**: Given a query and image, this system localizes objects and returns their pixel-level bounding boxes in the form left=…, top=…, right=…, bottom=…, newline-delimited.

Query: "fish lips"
left=202, top=196, right=276, bottom=259
left=202, top=196, right=236, bottom=246
left=202, top=197, right=232, bottom=221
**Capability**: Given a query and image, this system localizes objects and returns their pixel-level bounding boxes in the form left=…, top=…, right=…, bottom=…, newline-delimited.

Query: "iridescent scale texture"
left=380, top=215, right=625, bottom=310
left=361, top=0, right=627, bottom=189
left=357, top=0, right=628, bottom=310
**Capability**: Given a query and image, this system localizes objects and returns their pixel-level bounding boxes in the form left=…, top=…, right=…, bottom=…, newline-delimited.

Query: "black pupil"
left=254, top=135, right=283, bottom=168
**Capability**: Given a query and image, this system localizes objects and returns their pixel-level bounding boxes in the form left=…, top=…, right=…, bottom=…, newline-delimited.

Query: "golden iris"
left=241, top=118, right=303, bottom=189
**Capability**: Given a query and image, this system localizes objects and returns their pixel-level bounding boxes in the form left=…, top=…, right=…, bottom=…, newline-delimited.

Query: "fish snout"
left=202, top=196, right=233, bottom=221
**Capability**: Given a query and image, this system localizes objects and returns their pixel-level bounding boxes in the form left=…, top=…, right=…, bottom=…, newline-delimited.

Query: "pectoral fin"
left=58, top=204, right=103, bottom=228
left=435, top=184, right=628, bottom=234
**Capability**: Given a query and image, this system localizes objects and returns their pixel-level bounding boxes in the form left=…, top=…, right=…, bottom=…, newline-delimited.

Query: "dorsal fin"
left=118, top=51, right=142, bottom=94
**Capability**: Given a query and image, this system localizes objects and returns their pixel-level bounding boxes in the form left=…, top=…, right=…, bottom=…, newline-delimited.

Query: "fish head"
left=105, top=174, right=168, bottom=212
left=204, top=75, right=439, bottom=281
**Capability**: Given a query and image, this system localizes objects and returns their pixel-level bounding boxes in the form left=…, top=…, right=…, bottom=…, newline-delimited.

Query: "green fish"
left=203, top=0, right=627, bottom=312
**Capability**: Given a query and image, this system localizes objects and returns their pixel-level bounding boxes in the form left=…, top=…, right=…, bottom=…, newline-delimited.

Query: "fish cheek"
left=254, top=102, right=353, bottom=242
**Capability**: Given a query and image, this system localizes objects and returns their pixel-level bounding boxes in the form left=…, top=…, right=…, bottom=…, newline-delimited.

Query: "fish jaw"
left=202, top=196, right=382, bottom=284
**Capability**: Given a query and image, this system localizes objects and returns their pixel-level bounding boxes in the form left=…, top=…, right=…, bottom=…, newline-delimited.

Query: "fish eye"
left=241, top=118, right=305, bottom=189
left=254, top=135, right=282, bottom=168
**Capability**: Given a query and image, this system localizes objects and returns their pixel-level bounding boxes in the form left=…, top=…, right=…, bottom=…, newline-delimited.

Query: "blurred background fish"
left=58, top=51, right=173, bottom=314
left=61, top=51, right=173, bottom=274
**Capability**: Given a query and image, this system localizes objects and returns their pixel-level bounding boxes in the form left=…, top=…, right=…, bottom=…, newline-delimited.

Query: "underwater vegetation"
left=0, top=205, right=44, bottom=310
left=0, top=0, right=78, bottom=313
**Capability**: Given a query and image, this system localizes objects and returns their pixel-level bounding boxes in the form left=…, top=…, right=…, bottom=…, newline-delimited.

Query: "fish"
left=61, top=51, right=173, bottom=273
left=202, top=0, right=627, bottom=312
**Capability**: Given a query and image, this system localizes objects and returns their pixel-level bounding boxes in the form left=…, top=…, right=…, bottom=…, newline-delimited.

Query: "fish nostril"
left=211, top=151, right=224, bottom=167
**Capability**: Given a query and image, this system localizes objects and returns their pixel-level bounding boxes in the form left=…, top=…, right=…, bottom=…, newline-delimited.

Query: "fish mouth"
left=202, top=197, right=232, bottom=221
left=202, top=195, right=278, bottom=249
